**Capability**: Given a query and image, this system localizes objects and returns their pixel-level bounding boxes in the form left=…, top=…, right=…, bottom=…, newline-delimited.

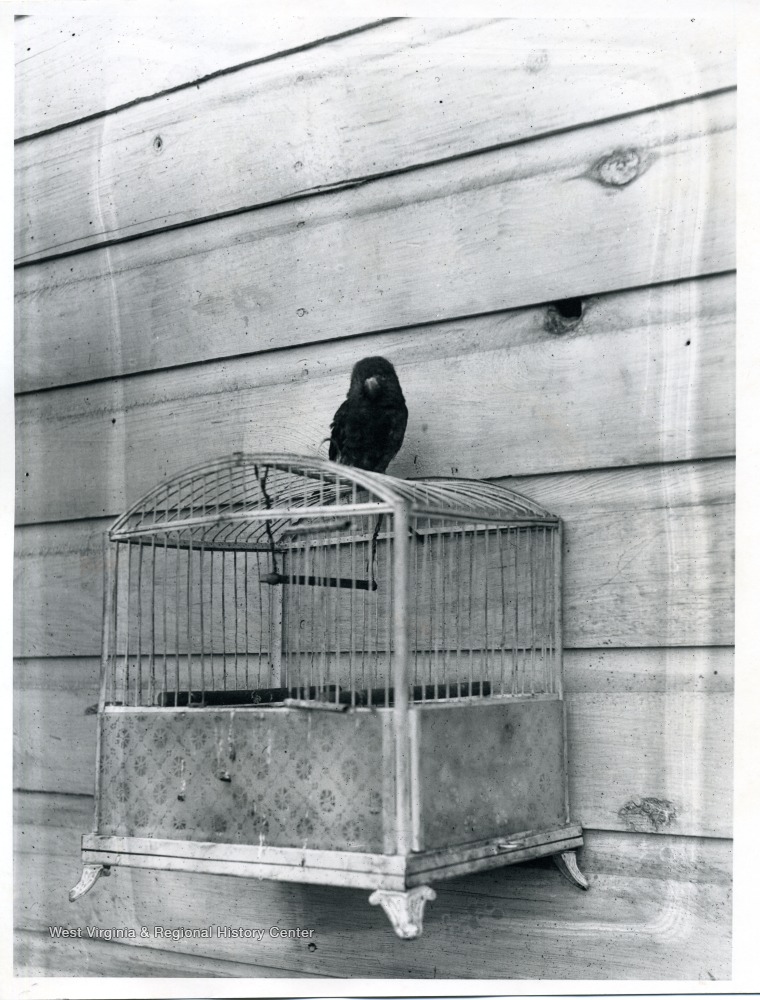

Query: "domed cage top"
left=73, top=453, right=586, bottom=939
left=104, top=452, right=563, bottom=709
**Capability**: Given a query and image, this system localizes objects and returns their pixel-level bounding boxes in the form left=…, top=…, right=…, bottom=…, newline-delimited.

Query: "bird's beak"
left=364, top=376, right=380, bottom=396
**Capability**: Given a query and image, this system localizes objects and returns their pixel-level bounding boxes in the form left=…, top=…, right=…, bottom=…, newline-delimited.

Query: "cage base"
left=76, top=825, right=585, bottom=937
left=79, top=823, right=582, bottom=893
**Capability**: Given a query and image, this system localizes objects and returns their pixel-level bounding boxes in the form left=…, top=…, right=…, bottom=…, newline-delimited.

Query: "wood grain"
left=13, top=14, right=736, bottom=980
left=16, top=274, right=736, bottom=524
left=14, top=459, right=735, bottom=659
left=14, top=14, right=379, bottom=138
left=14, top=791, right=732, bottom=979
left=567, top=691, right=733, bottom=838
left=14, top=653, right=734, bottom=837
left=15, top=17, right=736, bottom=262
left=14, top=928, right=323, bottom=978
left=13, top=646, right=734, bottom=795
left=561, top=646, right=733, bottom=695
left=574, top=828, right=731, bottom=885
left=14, top=647, right=733, bottom=797
left=14, top=659, right=99, bottom=796
left=15, top=92, right=735, bottom=392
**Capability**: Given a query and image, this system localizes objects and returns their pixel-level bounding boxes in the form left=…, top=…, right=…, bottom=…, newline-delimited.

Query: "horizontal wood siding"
left=16, top=650, right=735, bottom=783
left=14, top=15, right=735, bottom=978
left=15, top=17, right=735, bottom=262
left=16, top=274, right=735, bottom=523
left=15, top=92, right=735, bottom=392
left=14, top=649, right=733, bottom=837
left=14, top=14, right=381, bottom=137
left=14, top=928, right=327, bottom=978
left=14, top=791, right=731, bottom=979
left=14, top=460, right=735, bottom=657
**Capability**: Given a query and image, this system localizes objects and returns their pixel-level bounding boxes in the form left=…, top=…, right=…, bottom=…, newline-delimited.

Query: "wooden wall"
left=14, top=14, right=735, bottom=979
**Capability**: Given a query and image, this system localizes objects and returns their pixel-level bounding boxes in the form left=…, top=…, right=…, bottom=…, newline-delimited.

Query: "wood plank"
left=14, top=792, right=732, bottom=979
left=14, top=14, right=380, bottom=137
left=15, top=17, right=736, bottom=262
left=14, top=658, right=99, bottom=795
left=14, top=522, right=724, bottom=682
left=563, top=508, right=734, bottom=650
left=14, top=928, right=323, bottom=978
left=574, top=828, right=731, bottom=885
left=506, top=460, right=736, bottom=649
left=14, top=647, right=733, bottom=797
left=15, top=92, right=736, bottom=392
left=16, top=273, right=736, bottom=524
left=14, top=459, right=735, bottom=658
left=14, top=520, right=107, bottom=658
left=13, top=656, right=734, bottom=837
left=561, top=646, right=734, bottom=694
left=566, top=691, right=733, bottom=838
left=506, top=454, right=736, bottom=516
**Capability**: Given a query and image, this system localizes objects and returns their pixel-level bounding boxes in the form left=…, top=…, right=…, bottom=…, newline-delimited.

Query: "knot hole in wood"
left=544, top=297, right=584, bottom=334
left=591, top=147, right=642, bottom=187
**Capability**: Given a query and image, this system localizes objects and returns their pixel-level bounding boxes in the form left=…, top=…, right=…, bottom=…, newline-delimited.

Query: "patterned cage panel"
left=96, top=708, right=396, bottom=852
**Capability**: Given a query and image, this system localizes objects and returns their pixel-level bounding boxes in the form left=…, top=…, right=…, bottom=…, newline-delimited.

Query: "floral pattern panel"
left=97, top=708, right=393, bottom=853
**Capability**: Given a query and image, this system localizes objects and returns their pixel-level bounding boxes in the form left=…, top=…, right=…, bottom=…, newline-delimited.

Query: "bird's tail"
left=320, top=436, right=340, bottom=462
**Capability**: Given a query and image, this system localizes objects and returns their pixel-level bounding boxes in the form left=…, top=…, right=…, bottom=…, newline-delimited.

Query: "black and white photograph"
left=8, top=0, right=753, bottom=990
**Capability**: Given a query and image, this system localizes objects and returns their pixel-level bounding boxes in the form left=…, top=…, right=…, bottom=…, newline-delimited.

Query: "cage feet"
left=553, top=850, right=589, bottom=890
left=69, top=864, right=110, bottom=902
left=369, top=886, right=436, bottom=939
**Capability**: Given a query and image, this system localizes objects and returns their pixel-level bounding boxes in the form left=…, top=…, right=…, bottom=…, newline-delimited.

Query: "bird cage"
left=71, top=453, right=587, bottom=938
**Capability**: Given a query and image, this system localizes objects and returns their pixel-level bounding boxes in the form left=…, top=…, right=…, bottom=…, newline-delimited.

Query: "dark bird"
left=329, top=356, right=408, bottom=473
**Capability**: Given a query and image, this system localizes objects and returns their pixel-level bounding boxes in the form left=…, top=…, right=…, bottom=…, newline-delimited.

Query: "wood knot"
left=545, top=297, right=584, bottom=334
left=591, top=148, right=642, bottom=187
left=618, top=796, right=677, bottom=832
left=524, top=48, right=548, bottom=73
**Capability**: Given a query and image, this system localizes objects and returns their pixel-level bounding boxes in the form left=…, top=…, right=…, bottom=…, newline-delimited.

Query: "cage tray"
left=153, top=681, right=495, bottom=708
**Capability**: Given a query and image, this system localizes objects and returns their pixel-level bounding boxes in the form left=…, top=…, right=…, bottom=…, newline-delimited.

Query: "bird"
left=328, top=356, right=408, bottom=474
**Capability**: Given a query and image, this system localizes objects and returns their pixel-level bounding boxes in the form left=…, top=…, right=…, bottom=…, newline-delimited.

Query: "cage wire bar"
left=102, top=454, right=561, bottom=711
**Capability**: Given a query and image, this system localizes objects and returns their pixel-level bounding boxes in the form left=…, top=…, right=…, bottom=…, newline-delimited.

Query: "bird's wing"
left=328, top=400, right=349, bottom=462
left=376, top=403, right=408, bottom=472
